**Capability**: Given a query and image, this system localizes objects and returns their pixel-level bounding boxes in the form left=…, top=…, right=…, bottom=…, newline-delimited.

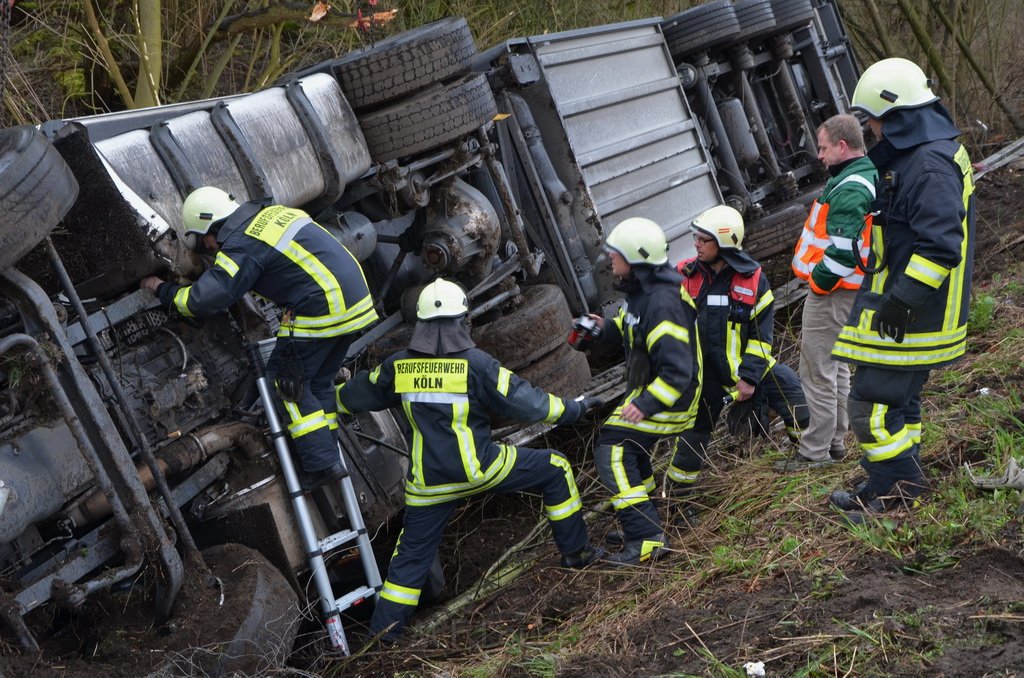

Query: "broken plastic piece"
left=964, top=458, right=1024, bottom=491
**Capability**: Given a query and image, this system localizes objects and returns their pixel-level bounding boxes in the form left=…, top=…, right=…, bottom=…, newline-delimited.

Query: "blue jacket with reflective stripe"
left=833, top=104, right=975, bottom=370
left=158, top=201, right=378, bottom=338
left=336, top=347, right=585, bottom=504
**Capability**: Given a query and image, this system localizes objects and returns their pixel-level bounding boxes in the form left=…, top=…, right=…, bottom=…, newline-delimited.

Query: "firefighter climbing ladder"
left=248, top=345, right=382, bottom=655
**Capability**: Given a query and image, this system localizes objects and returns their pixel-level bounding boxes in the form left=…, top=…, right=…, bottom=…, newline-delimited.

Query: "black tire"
left=517, top=342, right=592, bottom=399
left=0, top=126, right=78, bottom=272
left=472, top=285, right=573, bottom=371
left=332, top=18, right=478, bottom=112
left=769, top=0, right=815, bottom=32
left=732, top=0, right=778, bottom=44
left=662, top=1, right=741, bottom=59
left=358, top=72, right=498, bottom=162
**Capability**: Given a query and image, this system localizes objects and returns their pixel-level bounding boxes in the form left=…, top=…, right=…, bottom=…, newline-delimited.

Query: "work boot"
left=775, top=453, right=835, bottom=472
left=606, top=533, right=668, bottom=566
left=830, top=478, right=927, bottom=523
left=828, top=444, right=847, bottom=461
left=560, top=543, right=606, bottom=569
left=298, top=461, right=348, bottom=493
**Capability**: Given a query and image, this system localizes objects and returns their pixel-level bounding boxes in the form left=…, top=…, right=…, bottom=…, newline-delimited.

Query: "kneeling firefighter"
left=336, top=279, right=605, bottom=641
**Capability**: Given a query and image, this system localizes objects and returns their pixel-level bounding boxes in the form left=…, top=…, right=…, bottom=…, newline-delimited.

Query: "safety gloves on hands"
left=875, top=292, right=913, bottom=343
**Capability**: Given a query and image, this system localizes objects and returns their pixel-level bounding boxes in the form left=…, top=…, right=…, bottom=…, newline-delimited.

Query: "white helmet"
left=182, top=187, right=240, bottom=236
left=851, top=58, right=938, bottom=119
left=691, top=205, right=745, bottom=249
left=416, top=279, right=468, bottom=320
left=605, top=217, right=669, bottom=266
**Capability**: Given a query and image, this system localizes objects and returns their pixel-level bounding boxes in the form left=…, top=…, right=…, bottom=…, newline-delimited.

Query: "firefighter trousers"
left=369, top=446, right=588, bottom=640
left=594, top=429, right=663, bottom=541
left=848, top=365, right=927, bottom=485
left=266, top=334, right=354, bottom=473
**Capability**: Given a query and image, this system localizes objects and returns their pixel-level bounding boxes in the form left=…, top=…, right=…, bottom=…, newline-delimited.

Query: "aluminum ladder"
left=248, top=344, right=382, bottom=655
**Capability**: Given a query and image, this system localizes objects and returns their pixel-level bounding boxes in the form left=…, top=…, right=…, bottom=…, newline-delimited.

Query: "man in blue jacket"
left=830, top=59, right=976, bottom=520
left=142, top=187, right=378, bottom=489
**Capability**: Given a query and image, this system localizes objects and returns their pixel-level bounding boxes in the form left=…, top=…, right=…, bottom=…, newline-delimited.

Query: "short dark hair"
left=818, top=114, right=866, bottom=152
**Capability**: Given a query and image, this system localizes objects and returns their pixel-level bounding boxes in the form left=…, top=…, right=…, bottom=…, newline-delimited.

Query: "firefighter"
left=829, top=58, right=975, bottom=519
left=790, top=114, right=878, bottom=466
left=583, top=217, right=702, bottom=565
left=671, top=205, right=810, bottom=485
left=141, top=187, right=378, bottom=490
left=336, top=279, right=605, bottom=641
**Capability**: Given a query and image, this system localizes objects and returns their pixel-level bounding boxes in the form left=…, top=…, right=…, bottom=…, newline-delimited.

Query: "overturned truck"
left=0, top=0, right=858, bottom=664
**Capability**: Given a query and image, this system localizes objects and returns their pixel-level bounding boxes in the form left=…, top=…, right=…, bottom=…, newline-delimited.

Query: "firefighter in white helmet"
left=671, top=205, right=809, bottom=486
left=141, top=187, right=378, bottom=491
left=337, top=279, right=605, bottom=640
left=576, top=217, right=702, bottom=565
left=829, top=58, right=976, bottom=520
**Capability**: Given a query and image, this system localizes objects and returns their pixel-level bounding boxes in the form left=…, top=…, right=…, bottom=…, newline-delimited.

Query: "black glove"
left=274, top=338, right=306, bottom=402
left=726, top=395, right=768, bottom=438
left=581, top=396, right=605, bottom=413
left=875, top=292, right=913, bottom=343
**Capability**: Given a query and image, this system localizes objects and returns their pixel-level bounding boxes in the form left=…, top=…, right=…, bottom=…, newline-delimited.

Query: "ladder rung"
left=336, top=585, right=376, bottom=612
left=320, top=529, right=359, bottom=553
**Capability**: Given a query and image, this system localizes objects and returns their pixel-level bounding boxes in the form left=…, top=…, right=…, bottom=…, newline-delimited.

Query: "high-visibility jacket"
left=335, top=347, right=587, bottom=507
left=678, top=253, right=774, bottom=389
left=833, top=137, right=975, bottom=370
left=158, top=201, right=378, bottom=339
left=596, top=264, right=702, bottom=437
left=792, top=155, right=877, bottom=294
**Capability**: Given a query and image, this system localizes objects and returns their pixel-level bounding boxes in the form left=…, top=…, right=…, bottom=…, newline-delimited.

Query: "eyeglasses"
left=693, top=234, right=716, bottom=245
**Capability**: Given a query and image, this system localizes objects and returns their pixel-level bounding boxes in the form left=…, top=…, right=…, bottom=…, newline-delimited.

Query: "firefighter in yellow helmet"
left=141, top=187, right=378, bottom=490
left=579, top=217, right=702, bottom=565
left=336, top=279, right=605, bottom=640
left=829, top=58, right=976, bottom=521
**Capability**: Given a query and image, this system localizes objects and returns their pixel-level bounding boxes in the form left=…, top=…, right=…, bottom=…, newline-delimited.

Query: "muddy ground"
left=3, top=163, right=1024, bottom=677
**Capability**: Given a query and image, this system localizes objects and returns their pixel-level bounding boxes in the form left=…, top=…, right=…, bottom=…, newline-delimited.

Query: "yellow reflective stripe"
left=545, top=394, right=566, bottom=423
left=667, top=465, right=700, bottom=484
left=745, top=339, right=772, bottom=360
left=833, top=324, right=968, bottom=365
left=173, top=287, right=194, bottom=317
left=403, top=446, right=517, bottom=506
left=904, top=253, right=949, bottom=289
left=452, top=399, right=481, bottom=480
left=725, top=322, right=742, bottom=381
left=862, top=402, right=915, bottom=462
left=324, top=411, right=338, bottom=430
left=284, top=402, right=329, bottom=438
left=907, top=422, right=922, bottom=444
left=646, top=320, right=689, bottom=351
left=609, top=444, right=630, bottom=496
left=497, top=367, right=512, bottom=396
left=380, top=581, right=420, bottom=606
left=214, top=251, right=240, bottom=277
left=753, top=289, right=773, bottom=317
left=404, top=401, right=425, bottom=486
left=646, top=376, right=681, bottom=407
left=545, top=454, right=582, bottom=521
left=611, top=484, right=650, bottom=510
left=642, top=475, right=656, bottom=493
left=291, top=294, right=375, bottom=329
left=638, top=537, right=664, bottom=562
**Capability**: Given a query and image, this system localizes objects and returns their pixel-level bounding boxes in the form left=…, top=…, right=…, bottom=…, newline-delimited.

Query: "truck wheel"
left=0, top=126, right=78, bottom=273
left=164, top=544, right=300, bottom=676
left=357, top=72, right=498, bottom=162
left=732, top=0, right=778, bottom=44
left=517, top=342, right=591, bottom=399
left=472, top=284, right=573, bottom=371
left=331, top=17, right=478, bottom=112
left=662, top=1, right=741, bottom=59
left=769, top=0, right=815, bottom=32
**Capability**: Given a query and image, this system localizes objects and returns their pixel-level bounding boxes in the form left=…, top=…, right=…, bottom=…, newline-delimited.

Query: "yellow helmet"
left=605, top=217, right=669, bottom=266
left=851, top=58, right=938, bottom=119
left=691, top=205, right=745, bottom=249
left=182, top=187, right=240, bottom=236
left=416, top=278, right=468, bottom=320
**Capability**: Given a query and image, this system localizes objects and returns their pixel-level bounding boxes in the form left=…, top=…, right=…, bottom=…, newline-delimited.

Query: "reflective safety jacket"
left=678, top=252, right=774, bottom=389
left=792, top=155, right=877, bottom=294
left=596, top=265, right=702, bottom=437
left=158, top=202, right=378, bottom=338
left=833, top=133, right=975, bottom=370
left=335, top=348, right=586, bottom=506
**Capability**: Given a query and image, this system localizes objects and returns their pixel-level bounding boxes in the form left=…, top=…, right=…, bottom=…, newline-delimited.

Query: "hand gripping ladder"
left=248, top=344, right=382, bottom=655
